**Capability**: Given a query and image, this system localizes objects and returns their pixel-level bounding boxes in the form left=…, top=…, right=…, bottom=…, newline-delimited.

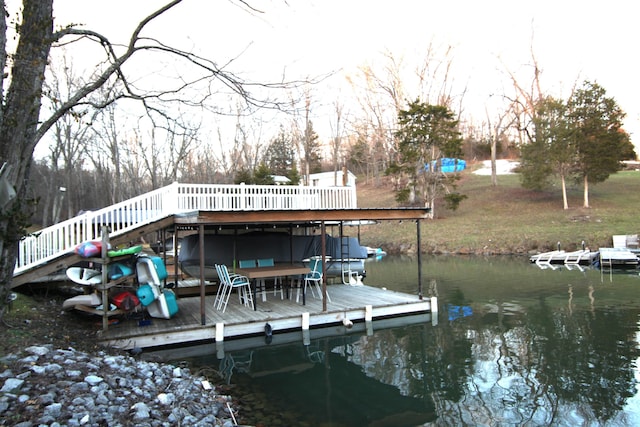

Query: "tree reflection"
left=528, top=301, right=640, bottom=422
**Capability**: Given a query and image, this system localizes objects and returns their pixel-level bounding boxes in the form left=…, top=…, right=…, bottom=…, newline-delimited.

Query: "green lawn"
left=356, top=170, right=640, bottom=255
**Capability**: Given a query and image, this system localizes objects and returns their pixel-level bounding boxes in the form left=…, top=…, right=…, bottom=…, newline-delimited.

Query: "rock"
left=84, top=375, right=103, bottom=386
left=1, top=377, right=24, bottom=393
left=25, top=345, right=51, bottom=356
left=0, top=346, right=240, bottom=426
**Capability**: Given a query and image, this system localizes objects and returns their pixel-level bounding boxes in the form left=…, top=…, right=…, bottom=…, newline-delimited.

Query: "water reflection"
left=168, top=255, right=640, bottom=426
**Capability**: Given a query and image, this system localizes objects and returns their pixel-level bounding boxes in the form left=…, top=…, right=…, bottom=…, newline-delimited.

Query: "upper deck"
left=15, top=182, right=358, bottom=276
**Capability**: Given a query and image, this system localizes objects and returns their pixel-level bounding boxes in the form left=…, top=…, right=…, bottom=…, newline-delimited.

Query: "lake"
left=172, top=255, right=640, bottom=426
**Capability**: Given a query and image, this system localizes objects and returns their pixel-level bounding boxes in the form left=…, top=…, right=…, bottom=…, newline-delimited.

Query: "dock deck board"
left=97, top=283, right=434, bottom=350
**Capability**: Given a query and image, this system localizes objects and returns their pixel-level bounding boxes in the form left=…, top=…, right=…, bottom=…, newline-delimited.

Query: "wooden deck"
left=97, top=283, right=437, bottom=350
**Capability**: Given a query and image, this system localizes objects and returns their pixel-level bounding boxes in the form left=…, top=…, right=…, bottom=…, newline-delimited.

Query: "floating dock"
left=97, top=283, right=437, bottom=351
left=529, top=249, right=600, bottom=266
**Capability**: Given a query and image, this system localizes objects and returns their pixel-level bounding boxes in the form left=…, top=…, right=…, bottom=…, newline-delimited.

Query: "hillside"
left=355, top=166, right=640, bottom=256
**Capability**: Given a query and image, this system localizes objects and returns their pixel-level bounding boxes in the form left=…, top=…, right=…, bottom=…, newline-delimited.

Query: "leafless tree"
left=0, top=0, right=305, bottom=316
left=329, top=100, right=345, bottom=186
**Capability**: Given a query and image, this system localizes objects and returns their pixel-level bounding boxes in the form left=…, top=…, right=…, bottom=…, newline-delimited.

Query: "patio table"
left=236, top=264, right=311, bottom=309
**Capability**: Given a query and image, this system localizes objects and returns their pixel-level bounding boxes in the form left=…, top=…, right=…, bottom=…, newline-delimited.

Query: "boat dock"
left=97, top=282, right=436, bottom=350
left=529, top=249, right=600, bottom=266
left=13, top=183, right=436, bottom=351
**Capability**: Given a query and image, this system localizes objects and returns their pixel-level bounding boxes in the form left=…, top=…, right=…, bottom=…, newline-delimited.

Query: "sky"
left=42, top=0, right=640, bottom=150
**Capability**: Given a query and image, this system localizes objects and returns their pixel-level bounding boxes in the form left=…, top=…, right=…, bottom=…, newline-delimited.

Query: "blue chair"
left=297, top=257, right=330, bottom=303
left=238, top=259, right=256, bottom=268
left=257, top=258, right=284, bottom=300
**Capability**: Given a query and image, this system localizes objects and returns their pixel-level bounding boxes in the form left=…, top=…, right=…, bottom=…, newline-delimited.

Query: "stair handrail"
left=15, top=182, right=357, bottom=275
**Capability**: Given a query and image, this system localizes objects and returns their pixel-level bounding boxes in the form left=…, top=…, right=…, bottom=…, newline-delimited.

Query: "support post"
left=199, top=225, right=206, bottom=325
left=101, top=226, right=109, bottom=331
left=431, top=296, right=439, bottom=326
left=417, top=220, right=423, bottom=300
left=215, top=322, right=225, bottom=342
left=321, top=221, right=327, bottom=311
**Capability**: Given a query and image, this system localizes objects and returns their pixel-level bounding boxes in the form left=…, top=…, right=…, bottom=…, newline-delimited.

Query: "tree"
left=0, top=0, right=298, bottom=318
left=390, top=99, right=464, bottom=216
left=520, top=96, right=574, bottom=209
left=299, top=88, right=322, bottom=184
left=264, top=125, right=296, bottom=177
left=519, top=82, right=635, bottom=209
left=329, top=100, right=345, bottom=186
left=568, top=81, right=635, bottom=208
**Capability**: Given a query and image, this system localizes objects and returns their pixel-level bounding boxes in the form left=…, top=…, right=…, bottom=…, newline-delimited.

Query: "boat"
left=365, top=246, right=387, bottom=259
left=178, top=231, right=369, bottom=281
left=62, top=293, right=101, bottom=311
left=66, top=267, right=103, bottom=285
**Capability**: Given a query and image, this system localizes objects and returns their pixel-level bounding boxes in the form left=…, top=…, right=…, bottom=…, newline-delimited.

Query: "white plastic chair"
left=297, top=257, right=330, bottom=303
left=214, top=264, right=254, bottom=312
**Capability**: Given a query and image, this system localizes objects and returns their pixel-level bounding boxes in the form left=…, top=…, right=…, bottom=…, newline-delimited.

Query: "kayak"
left=66, top=267, right=102, bottom=285
left=107, top=245, right=143, bottom=258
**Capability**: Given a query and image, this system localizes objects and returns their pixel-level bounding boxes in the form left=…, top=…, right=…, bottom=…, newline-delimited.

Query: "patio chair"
left=297, top=257, right=331, bottom=303
left=238, top=259, right=256, bottom=268
left=214, top=263, right=254, bottom=312
left=257, top=258, right=284, bottom=300
left=238, top=258, right=270, bottom=301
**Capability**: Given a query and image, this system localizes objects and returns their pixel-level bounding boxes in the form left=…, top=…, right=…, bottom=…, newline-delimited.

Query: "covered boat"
left=178, top=231, right=368, bottom=281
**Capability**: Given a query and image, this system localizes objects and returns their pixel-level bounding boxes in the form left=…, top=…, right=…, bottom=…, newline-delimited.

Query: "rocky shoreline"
left=0, top=345, right=240, bottom=427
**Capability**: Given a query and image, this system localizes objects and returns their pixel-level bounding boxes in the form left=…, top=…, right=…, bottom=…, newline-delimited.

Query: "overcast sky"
left=49, top=0, right=640, bottom=148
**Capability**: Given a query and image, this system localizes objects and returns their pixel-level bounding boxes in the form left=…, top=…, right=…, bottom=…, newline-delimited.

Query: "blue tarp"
left=425, top=158, right=466, bottom=173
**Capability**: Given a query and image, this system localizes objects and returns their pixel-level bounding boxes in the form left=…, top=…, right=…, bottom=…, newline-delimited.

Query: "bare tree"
left=329, top=100, right=345, bottom=185
left=0, top=0, right=303, bottom=316
left=484, top=104, right=517, bottom=187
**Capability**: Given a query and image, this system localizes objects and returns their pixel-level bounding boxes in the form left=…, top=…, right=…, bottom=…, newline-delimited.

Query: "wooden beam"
left=174, top=208, right=431, bottom=225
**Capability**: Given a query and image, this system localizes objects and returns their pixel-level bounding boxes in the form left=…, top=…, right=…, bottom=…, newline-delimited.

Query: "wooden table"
left=236, top=264, right=310, bottom=309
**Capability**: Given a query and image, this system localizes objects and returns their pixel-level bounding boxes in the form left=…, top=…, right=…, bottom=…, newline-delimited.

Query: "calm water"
left=170, top=255, right=640, bottom=426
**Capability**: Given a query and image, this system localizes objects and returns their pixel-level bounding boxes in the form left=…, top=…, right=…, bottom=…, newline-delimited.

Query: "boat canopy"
left=178, top=231, right=368, bottom=268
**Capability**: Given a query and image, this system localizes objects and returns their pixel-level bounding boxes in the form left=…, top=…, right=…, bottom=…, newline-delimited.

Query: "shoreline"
left=0, top=344, right=241, bottom=426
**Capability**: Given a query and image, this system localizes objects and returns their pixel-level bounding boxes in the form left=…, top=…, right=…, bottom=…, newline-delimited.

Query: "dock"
left=13, top=182, right=436, bottom=351
left=97, top=283, right=437, bottom=350
left=529, top=249, right=599, bottom=266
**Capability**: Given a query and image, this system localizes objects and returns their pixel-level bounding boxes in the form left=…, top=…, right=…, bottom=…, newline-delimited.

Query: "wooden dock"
left=97, top=284, right=437, bottom=351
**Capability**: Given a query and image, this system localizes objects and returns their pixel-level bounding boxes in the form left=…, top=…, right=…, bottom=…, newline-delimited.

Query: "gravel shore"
left=0, top=345, right=240, bottom=427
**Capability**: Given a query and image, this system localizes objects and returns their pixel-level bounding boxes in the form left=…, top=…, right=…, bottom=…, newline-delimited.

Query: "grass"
left=356, top=168, right=640, bottom=255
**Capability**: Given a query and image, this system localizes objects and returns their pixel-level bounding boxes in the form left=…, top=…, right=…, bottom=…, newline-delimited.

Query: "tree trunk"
left=0, top=0, right=54, bottom=319
left=561, top=174, right=569, bottom=210
left=490, top=137, right=497, bottom=187
left=583, top=175, right=590, bottom=208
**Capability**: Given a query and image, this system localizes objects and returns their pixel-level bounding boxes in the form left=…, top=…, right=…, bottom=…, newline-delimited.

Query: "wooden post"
left=321, top=221, right=327, bottom=311
left=173, top=229, right=179, bottom=288
left=101, top=226, right=109, bottom=331
left=199, top=225, right=206, bottom=325
left=417, top=220, right=423, bottom=300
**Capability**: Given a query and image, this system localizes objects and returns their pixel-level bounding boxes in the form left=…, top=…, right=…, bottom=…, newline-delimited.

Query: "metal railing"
left=14, top=182, right=357, bottom=275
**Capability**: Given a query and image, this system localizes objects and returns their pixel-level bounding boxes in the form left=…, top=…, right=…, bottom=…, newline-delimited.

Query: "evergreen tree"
left=390, top=99, right=464, bottom=216
left=568, top=81, right=635, bottom=208
left=253, top=163, right=275, bottom=185
left=302, top=120, right=322, bottom=183
left=264, top=125, right=296, bottom=176
left=520, top=97, right=573, bottom=208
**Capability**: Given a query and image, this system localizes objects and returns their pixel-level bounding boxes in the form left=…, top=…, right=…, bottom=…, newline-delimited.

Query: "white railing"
left=14, top=182, right=357, bottom=275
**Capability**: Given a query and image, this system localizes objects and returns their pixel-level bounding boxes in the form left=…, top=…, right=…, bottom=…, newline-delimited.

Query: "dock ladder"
left=339, top=224, right=360, bottom=285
